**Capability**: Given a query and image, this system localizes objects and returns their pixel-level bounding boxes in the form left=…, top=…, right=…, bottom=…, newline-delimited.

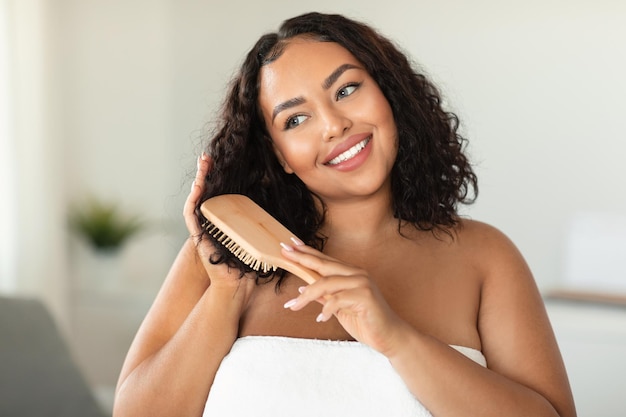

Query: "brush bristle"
left=202, top=220, right=278, bottom=274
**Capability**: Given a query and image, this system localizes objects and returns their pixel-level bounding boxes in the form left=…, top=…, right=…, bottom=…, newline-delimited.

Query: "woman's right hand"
left=183, top=153, right=256, bottom=296
left=183, top=152, right=215, bottom=264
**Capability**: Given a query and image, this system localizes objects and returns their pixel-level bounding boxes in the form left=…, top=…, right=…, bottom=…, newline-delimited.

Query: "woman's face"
left=258, top=38, right=398, bottom=203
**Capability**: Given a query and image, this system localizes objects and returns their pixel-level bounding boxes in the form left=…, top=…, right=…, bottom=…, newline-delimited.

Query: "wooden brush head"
left=200, top=194, right=320, bottom=285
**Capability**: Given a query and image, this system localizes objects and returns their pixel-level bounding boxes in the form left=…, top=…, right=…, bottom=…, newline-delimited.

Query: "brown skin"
left=113, top=39, right=576, bottom=417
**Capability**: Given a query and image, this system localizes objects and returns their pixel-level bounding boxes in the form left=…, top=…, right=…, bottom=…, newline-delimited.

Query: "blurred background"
left=1, top=0, right=625, bottom=415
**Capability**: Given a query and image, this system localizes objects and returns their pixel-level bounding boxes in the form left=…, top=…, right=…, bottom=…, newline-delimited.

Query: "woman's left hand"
left=280, top=239, right=410, bottom=357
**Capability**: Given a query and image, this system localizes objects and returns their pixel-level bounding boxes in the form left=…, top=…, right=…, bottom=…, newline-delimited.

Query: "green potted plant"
left=69, top=197, right=144, bottom=252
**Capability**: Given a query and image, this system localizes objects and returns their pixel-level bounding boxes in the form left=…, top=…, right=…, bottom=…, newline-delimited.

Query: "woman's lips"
left=325, top=136, right=371, bottom=166
left=323, top=133, right=372, bottom=165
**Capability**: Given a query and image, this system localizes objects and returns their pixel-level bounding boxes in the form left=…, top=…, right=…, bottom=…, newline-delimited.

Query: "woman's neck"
left=320, top=191, right=399, bottom=250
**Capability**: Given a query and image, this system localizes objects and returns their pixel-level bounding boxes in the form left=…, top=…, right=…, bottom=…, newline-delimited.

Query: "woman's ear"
left=272, top=144, right=294, bottom=174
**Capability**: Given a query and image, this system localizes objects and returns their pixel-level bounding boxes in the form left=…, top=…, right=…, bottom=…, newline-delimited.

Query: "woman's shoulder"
left=402, top=218, right=521, bottom=270
left=456, top=217, right=509, bottom=238
left=453, top=218, right=530, bottom=277
left=455, top=218, right=519, bottom=250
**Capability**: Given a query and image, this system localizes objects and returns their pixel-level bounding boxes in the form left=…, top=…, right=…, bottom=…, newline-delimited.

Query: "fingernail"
left=280, top=242, right=294, bottom=252
left=298, top=286, right=306, bottom=294
left=201, top=152, right=209, bottom=161
left=191, top=180, right=197, bottom=191
left=283, top=299, right=298, bottom=309
left=316, top=313, right=325, bottom=323
left=290, top=236, right=304, bottom=246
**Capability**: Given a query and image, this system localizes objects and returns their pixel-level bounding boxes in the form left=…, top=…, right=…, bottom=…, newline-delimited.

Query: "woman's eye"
left=336, top=83, right=360, bottom=100
left=284, top=114, right=307, bottom=130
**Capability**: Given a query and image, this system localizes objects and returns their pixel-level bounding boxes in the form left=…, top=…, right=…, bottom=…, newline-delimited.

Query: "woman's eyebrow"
left=272, top=97, right=305, bottom=123
left=322, top=63, right=360, bottom=90
left=271, top=63, right=361, bottom=123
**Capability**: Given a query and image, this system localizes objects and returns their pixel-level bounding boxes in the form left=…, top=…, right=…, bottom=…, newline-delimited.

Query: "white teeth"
left=326, top=137, right=371, bottom=166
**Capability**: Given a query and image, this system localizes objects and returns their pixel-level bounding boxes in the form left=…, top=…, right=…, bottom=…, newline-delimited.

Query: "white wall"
left=0, top=0, right=15, bottom=290
left=2, top=0, right=69, bottom=329
left=57, top=0, right=181, bottom=297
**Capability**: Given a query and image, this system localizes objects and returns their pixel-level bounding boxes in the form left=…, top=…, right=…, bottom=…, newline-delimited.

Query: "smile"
left=325, top=136, right=371, bottom=166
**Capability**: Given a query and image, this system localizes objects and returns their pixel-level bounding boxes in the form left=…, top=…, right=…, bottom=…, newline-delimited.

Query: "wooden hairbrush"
left=200, top=194, right=321, bottom=285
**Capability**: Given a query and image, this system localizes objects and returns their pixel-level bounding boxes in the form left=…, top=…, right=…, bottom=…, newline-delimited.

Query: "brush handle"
left=281, top=261, right=324, bottom=286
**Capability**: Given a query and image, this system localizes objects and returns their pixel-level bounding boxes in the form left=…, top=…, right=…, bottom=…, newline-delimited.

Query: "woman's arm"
left=113, top=155, right=255, bottom=417
left=113, top=240, right=254, bottom=417
left=386, top=223, right=576, bottom=416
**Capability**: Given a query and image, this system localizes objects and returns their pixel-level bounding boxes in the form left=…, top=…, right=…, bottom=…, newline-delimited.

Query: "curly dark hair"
left=197, top=12, right=478, bottom=286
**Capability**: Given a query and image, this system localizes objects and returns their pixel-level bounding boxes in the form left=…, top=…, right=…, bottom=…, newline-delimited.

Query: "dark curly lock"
left=197, top=12, right=478, bottom=287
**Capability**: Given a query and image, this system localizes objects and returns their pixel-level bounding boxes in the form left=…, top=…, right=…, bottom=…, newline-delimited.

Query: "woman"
left=113, top=12, right=576, bottom=417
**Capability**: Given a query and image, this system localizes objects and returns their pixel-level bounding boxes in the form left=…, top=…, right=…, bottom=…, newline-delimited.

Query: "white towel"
left=203, top=336, right=486, bottom=417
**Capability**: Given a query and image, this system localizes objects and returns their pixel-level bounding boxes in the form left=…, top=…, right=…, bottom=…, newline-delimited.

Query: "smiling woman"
left=113, top=12, right=576, bottom=417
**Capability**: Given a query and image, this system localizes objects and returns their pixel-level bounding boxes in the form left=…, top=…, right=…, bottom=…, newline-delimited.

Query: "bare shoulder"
left=455, top=219, right=576, bottom=416
left=453, top=219, right=530, bottom=279
left=455, top=218, right=522, bottom=253
left=453, top=218, right=540, bottom=324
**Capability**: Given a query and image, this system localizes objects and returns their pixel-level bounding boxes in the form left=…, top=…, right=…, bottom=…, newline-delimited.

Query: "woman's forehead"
left=267, top=40, right=359, bottom=73
left=259, top=40, right=361, bottom=90
left=257, top=41, right=363, bottom=119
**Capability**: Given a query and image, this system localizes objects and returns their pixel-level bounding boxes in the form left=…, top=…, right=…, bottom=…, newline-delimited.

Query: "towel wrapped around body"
left=203, top=335, right=486, bottom=416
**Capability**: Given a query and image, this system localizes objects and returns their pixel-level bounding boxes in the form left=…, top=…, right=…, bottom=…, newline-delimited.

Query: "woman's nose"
left=321, top=107, right=352, bottom=141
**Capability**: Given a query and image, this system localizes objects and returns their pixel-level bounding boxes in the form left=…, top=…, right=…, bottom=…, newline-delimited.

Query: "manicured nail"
left=283, top=298, right=298, bottom=309
left=280, top=242, right=294, bottom=252
left=298, top=286, right=306, bottom=294
left=290, top=236, right=304, bottom=246
left=315, top=313, right=325, bottom=323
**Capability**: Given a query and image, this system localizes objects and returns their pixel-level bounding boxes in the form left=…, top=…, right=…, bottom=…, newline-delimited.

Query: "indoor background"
left=1, top=0, right=625, bottom=415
